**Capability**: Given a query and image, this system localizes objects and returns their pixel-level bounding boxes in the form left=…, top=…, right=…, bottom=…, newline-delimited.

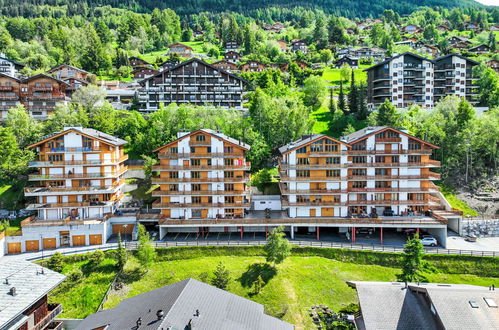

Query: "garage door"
left=112, top=224, right=134, bottom=234
left=72, top=235, right=86, bottom=247
left=89, top=234, right=102, bottom=245
left=26, top=240, right=39, bottom=252
left=43, top=238, right=57, bottom=249
left=7, top=243, right=21, bottom=254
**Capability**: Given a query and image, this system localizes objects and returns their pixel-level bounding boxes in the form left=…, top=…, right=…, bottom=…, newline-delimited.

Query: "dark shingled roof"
left=278, top=134, right=326, bottom=155
left=75, top=278, right=294, bottom=330
left=341, top=126, right=387, bottom=143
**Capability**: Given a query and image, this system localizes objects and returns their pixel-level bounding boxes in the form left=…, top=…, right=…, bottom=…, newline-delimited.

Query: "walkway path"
left=4, top=238, right=498, bottom=261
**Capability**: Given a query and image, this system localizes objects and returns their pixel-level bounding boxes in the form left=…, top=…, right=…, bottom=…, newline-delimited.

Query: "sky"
left=475, top=0, right=498, bottom=5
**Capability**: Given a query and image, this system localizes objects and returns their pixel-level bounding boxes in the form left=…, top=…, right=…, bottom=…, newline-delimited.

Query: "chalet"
left=485, top=59, right=499, bottom=73
left=168, top=43, right=194, bottom=58
left=129, top=57, right=152, bottom=69
left=335, top=56, right=359, bottom=69
left=0, top=259, right=65, bottom=330
left=279, top=60, right=309, bottom=71
left=291, top=39, right=308, bottom=53
left=403, top=24, right=420, bottom=34
left=417, top=44, right=440, bottom=57
left=394, top=38, right=419, bottom=48
left=240, top=60, right=266, bottom=72
left=263, top=22, right=285, bottom=33
left=212, top=60, right=239, bottom=73
left=447, top=36, right=470, bottom=46
left=132, top=67, right=160, bottom=79
left=193, top=30, right=204, bottom=38
left=350, top=47, right=385, bottom=63
left=137, top=58, right=246, bottom=111
left=277, top=40, right=288, bottom=52
left=454, top=41, right=472, bottom=49
left=465, top=22, right=480, bottom=31
left=0, top=53, right=25, bottom=78
left=47, top=64, right=90, bottom=96
left=468, top=44, right=491, bottom=54
left=0, top=73, right=69, bottom=119
left=225, top=41, right=239, bottom=50
left=159, top=59, right=180, bottom=71
left=436, top=25, right=451, bottom=32
left=293, top=60, right=308, bottom=69
left=224, top=51, right=242, bottom=63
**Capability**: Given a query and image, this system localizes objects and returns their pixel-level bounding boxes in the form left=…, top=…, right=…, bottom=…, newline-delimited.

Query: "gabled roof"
left=139, top=58, right=247, bottom=85
left=278, top=134, right=349, bottom=155
left=153, top=128, right=250, bottom=153
left=168, top=42, right=194, bottom=51
left=364, top=52, right=431, bottom=71
left=434, top=53, right=479, bottom=65
left=0, top=72, right=21, bottom=82
left=28, top=127, right=128, bottom=149
left=21, top=73, right=69, bottom=86
left=341, top=126, right=439, bottom=149
left=75, top=278, right=293, bottom=330
left=0, top=55, right=25, bottom=68
left=46, top=64, right=89, bottom=75
left=0, top=259, right=65, bottom=330
left=468, top=44, right=490, bottom=51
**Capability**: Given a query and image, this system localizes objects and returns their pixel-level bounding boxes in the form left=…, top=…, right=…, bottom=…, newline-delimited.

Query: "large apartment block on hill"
left=25, top=127, right=128, bottom=221
left=279, top=127, right=441, bottom=218
left=137, top=58, right=246, bottom=112
left=366, top=52, right=479, bottom=109
left=0, top=73, right=69, bottom=119
left=151, top=129, right=251, bottom=220
left=0, top=53, right=25, bottom=78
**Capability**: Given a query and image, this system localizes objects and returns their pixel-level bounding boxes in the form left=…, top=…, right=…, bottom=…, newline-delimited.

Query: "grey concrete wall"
left=124, top=168, right=145, bottom=179
left=426, top=227, right=447, bottom=248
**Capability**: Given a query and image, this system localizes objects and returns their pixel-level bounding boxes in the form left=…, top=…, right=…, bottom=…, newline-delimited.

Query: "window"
left=190, top=147, right=196, bottom=153
left=391, top=156, right=399, bottom=163
left=224, top=171, right=234, bottom=178
left=169, top=184, right=178, bottom=191
left=326, top=169, right=340, bottom=177
left=310, top=141, right=323, bottom=152
left=375, top=168, right=388, bottom=176
left=191, top=172, right=201, bottom=179
left=351, top=143, right=366, bottom=151
left=352, top=181, right=367, bottom=188
left=170, top=172, right=179, bottom=178
left=195, top=135, right=206, bottom=141
left=224, top=159, right=234, bottom=166
left=326, top=157, right=340, bottom=164
left=296, top=170, right=310, bottom=177
left=297, top=158, right=310, bottom=165
left=408, top=155, right=421, bottom=163
left=224, top=184, right=234, bottom=191
left=192, top=196, right=201, bottom=204
left=352, top=169, right=367, bottom=176
left=225, top=196, right=235, bottom=203
left=375, top=156, right=385, bottom=163
left=375, top=181, right=390, bottom=188
left=191, top=159, right=200, bottom=166
left=296, top=146, right=307, bottom=154
left=224, top=146, right=234, bottom=153
left=192, top=184, right=201, bottom=191
left=352, top=156, right=366, bottom=164
left=358, top=193, right=367, bottom=201
left=48, top=154, right=63, bottom=162
left=324, top=141, right=338, bottom=152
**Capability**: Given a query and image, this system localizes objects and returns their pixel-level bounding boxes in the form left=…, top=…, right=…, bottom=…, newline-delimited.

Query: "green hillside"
left=0, top=0, right=484, bottom=18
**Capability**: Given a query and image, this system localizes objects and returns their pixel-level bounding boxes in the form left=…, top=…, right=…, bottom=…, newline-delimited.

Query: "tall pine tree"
left=329, top=88, right=337, bottom=113
left=338, top=81, right=347, bottom=114
left=348, top=70, right=358, bottom=116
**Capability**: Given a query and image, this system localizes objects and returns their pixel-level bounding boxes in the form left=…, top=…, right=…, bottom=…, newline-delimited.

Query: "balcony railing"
left=29, top=169, right=127, bottom=181
left=152, top=175, right=249, bottom=183
left=153, top=201, right=250, bottom=208
left=42, top=147, right=100, bottom=153
left=188, top=140, right=211, bottom=146
left=33, top=303, right=62, bottom=330
left=375, top=137, right=402, bottom=142
left=152, top=190, right=245, bottom=196
left=24, top=179, right=125, bottom=194
left=153, top=163, right=250, bottom=171
left=29, top=155, right=128, bottom=167
left=158, top=152, right=246, bottom=158
left=279, top=175, right=342, bottom=181
left=346, top=161, right=440, bottom=167
left=281, top=201, right=346, bottom=206
left=347, top=149, right=433, bottom=155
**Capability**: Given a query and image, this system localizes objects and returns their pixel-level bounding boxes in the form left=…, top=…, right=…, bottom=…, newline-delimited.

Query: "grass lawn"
left=440, top=186, right=478, bottom=216
left=101, top=253, right=496, bottom=329
left=0, top=181, right=25, bottom=210
left=322, top=67, right=367, bottom=86
left=126, top=179, right=159, bottom=206
left=44, top=256, right=119, bottom=318
left=310, top=105, right=333, bottom=135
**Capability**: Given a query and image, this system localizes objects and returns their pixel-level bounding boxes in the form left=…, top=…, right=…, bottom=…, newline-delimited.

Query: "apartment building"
left=137, top=58, right=246, bottom=111
left=278, top=127, right=441, bottom=218
left=0, top=73, right=69, bottom=119
left=278, top=134, right=350, bottom=218
left=25, top=127, right=128, bottom=221
left=0, top=259, right=65, bottom=330
left=366, top=52, right=479, bottom=108
left=151, top=129, right=251, bottom=220
left=0, top=53, right=24, bottom=78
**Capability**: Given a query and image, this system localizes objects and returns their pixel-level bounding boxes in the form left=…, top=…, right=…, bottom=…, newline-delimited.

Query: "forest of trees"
left=0, top=0, right=485, bottom=18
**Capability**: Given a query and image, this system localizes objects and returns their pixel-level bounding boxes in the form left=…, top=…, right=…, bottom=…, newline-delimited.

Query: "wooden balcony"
left=346, top=173, right=441, bottom=180
left=375, top=137, right=402, bottom=143
left=29, top=169, right=127, bottom=181
left=0, top=86, right=13, bottom=91
left=29, top=155, right=129, bottom=167
left=24, top=179, right=125, bottom=195
left=153, top=201, right=250, bottom=208
left=158, top=152, right=246, bottom=159
left=279, top=175, right=342, bottom=181
left=152, top=190, right=246, bottom=196
left=281, top=201, right=346, bottom=206
left=152, top=175, right=249, bottom=183
left=347, top=149, right=433, bottom=155
left=188, top=140, right=211, bottom=146
left=153, top=163, right=250, bottom=171
left=33, top=303, right=62, bottom=330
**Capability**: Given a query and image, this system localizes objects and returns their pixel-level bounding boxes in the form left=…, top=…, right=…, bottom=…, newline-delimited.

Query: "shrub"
left=88, top=250, right=105, bottom=266
left=212, top=262, right=230, bottom=290
left=46, top=252, right=65, bottom=273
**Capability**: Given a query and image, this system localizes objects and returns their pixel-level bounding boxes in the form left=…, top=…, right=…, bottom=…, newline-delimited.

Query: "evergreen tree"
left=356, top=83, right=369, bottom=120
left=137, top=224, right=156, bottom=271
left=489, top=32, right=496, bottom=52
left=377, top=99, right=399, bottom=127
left=46, top=252, right=65, bottom=273
left=338, top=81, right=347, bottom=114
left=253, top=275, right=265, bottom=294
left=211, top=262, right=230, bottom=290
left=264, top=226, right=291, bottom=267
left=116, top=233, right=127, bottom=270
left=329, top=88, right=337, bottom=113
left=348, top=70, right=358, bottom=116
left=397, top=235, right=429, bottom=285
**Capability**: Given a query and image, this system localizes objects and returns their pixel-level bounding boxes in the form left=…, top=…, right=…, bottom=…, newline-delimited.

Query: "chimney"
left=9, top=287, right=16, bottom=296
left=4, top=278, right=9, bottom=285
left=156, top=310, right=164, bottom=320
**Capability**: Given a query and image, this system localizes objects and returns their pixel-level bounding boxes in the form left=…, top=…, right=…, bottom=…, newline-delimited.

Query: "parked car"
left=404, top=228, right=417, bottom=236
left=421, top=236, right=438, bottom=247
left=356, top=228, right=374, bottom=236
